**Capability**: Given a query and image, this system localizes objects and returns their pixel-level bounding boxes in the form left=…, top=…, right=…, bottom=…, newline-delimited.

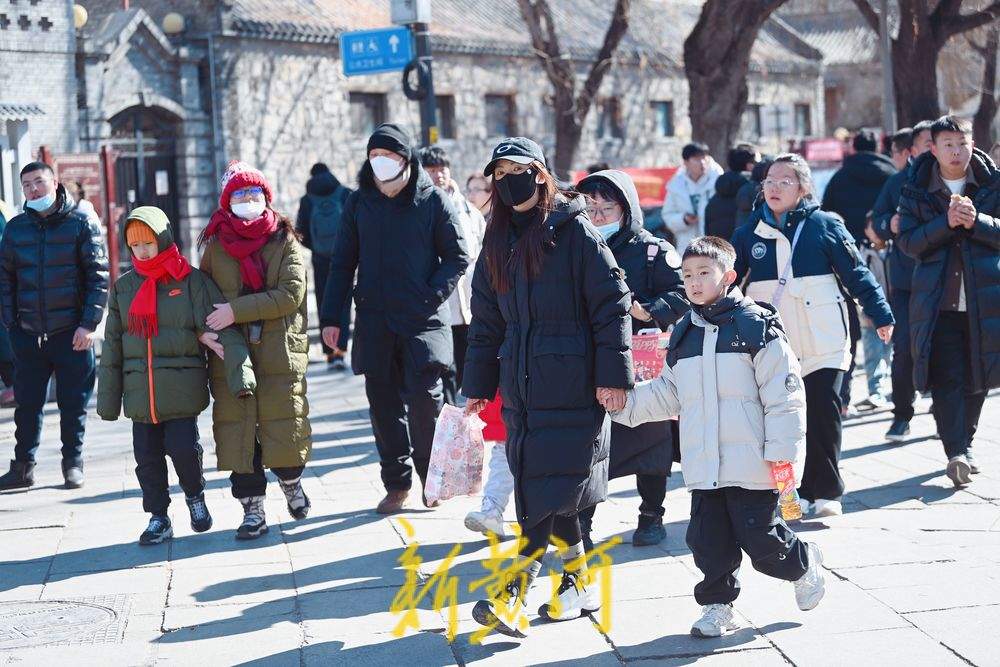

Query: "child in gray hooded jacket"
left=605, top=236, right=826, bottom=638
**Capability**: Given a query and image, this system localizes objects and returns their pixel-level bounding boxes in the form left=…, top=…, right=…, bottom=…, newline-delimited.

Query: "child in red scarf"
left=97, top=206, right=255, bottom=545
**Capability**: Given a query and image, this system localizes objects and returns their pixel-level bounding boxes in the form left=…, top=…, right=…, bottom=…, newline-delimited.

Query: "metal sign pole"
left=411, top=22, right=438, bottom=147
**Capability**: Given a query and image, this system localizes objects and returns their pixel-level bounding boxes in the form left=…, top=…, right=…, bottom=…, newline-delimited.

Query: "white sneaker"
left=965, top=452, right=980, bottom=475
left=946, top=456, right=972, bottom=488
left=464, top=509, right=506, bottom=538
left=812, top=499, right=842, bottom=517
left=690, top=603, right=740, bottom=638
left=794, top=542, right=826, bottom=611
left=798, top=498, right=812, bottom=517
left=538, top=570, right=600, bottom=621
left=472, top=575, right=529, bottom=638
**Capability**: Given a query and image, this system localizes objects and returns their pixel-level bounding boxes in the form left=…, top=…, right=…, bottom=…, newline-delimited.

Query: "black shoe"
left=139, top=515, right=173, bottom=545
left=0, top=459, right=35, bottom=490
left=236, top=496, right=268, bottom=540
left=61, top=460, right=84, bottom=489
left=632, top=515, right=666, bottom=546
left=186, top=494, right=213, bottom=533
left=885, top=419, right=911, bottom=442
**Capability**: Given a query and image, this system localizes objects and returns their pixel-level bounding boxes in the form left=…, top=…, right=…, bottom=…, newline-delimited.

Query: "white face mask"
left=597, top=218, right=622, bottom=240
left=231, top=200, right=266, bottom=220
left=371, top=155, right=405, bottom=182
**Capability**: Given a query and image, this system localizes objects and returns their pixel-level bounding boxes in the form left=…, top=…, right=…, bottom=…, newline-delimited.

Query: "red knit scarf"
left=203, top=208, right=278, bottom=290
left=129, top=244, right=192, bottom=338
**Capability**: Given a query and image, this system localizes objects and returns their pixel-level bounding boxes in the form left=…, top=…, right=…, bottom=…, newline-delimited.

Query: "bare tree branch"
left=576, top=0, right=631, bottom=125
left=943, top=2, right=1000, bottom=38
left=850, top=0, right=881, bottom=33
left=517, top=0, right=574, bottom=99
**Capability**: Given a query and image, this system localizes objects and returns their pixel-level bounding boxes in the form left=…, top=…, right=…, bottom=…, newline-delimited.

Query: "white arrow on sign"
left=388, top=34, right=400, bottom=53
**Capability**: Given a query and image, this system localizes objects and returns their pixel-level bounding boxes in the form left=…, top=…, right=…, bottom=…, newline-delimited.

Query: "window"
left=484, top=94, right=516, bottom=137
left=349, top=92, right=386, bottom=137
left=795, top=103, right=812, bottom=137
left=742, top=104, right=762, bottom=140
left=434, top=95, right=456, bottom=139
left=597, top=97, right=624, bottom=139
left=651, top=101, right=673, bottom=137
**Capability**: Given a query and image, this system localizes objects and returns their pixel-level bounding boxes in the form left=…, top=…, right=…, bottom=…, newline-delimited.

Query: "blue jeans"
left=10, top=327, right=95, bottom=466
left=861, top=323, right=891, bottom=399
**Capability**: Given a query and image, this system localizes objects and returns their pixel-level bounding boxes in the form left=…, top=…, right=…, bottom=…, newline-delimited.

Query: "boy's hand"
left=629, top=301, right=653, bottom=322
left=206, top=303, right=235, bottom=330
left=890, top=213, right=901, bottom=235
left=199, top=331, right=225, bottom=359
left=465, top=398, right=488, bottom=415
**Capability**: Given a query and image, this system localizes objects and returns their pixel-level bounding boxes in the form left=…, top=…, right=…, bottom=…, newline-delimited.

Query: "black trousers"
left=442, top=324, right=469, bottom=406
left=839, top=303, right=861, bottom=406
left=686, top=487, right=808, bottom=605
left=799, top=368, right=845, bottom=502
left=133, top=418, right=205, bottom=516
left=928, top=312, right=987, bottom=459
left=889, top=289, right=916, bottom=422
left=520, top=513, right=582, bottom=561
left=578, top=473, right=667, bottom=529
left=230, top=439, right=305, bottom=499
left=313, top=255, right=351, bottom=355
left=365, top=333, right=444, bottom=491
left=10, top=327, right=95, bottom=466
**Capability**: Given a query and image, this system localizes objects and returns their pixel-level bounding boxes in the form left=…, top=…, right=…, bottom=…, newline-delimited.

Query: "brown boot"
left=376, top=489, right=409, bottom=514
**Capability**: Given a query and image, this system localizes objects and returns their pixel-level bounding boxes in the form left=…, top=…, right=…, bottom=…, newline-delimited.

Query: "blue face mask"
left=25, top=192, right=56, bottom=212
left=597, top=218, right=622, bottom=240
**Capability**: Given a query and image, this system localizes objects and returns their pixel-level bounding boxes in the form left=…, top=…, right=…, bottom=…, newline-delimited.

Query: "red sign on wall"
left=572, top=167, right=679, bottom=207
left=52, top=153, right=106, bottom=221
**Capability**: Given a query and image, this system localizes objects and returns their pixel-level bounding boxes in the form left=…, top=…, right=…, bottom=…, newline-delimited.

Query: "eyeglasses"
left=232, top=186, right=264, bottom=199
left=586, top=205, right=621, bottom=221
left=761, top=179, right=799, bottom=190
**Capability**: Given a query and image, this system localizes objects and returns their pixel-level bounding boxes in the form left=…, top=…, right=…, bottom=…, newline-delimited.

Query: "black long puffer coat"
left=0, top=184, right=108, bottom=335
left=463, top=195, right=633, bottom=528
left=896, top=148, right=1000, bottom=394
left=577, top=170, right=689, bottom=479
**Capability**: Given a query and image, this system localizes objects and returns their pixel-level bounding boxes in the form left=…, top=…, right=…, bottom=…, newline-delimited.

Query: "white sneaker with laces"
left=690, top=603, right=740, bottom=638
left=464, top=509, right=506, bottom=538
left=946, top=456, right=972, bottom=487
left=812, top=499, right=842, bottom=517
left=794, top=542, right=826, bottom=611
left=538, top=570, right=600, bottom=621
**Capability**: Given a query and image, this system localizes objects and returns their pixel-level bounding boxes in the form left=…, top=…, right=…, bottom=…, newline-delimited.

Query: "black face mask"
left=495, top=168, right=538, bottom=207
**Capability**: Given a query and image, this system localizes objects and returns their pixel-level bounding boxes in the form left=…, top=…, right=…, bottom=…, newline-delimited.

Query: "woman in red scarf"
left=200, top=161, right=314, bottom=540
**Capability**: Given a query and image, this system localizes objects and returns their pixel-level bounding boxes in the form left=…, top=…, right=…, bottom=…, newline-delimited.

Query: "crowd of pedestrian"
left=0, top=113, right=997, bottom=640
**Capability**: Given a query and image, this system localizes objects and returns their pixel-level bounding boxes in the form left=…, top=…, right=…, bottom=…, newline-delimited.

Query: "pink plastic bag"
left=424, top=404, right=486, bottom=504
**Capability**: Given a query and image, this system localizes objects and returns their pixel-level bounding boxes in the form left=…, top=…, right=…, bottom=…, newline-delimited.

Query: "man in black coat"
left=320, top=124, right=469, bottom=513
left=897, top=115, right=1000, bottom=488
left=576, top=169, right=689, bottom=548
left=296, top=162, right=352, bottom=369
left=705, top=144, right=758, bottom=240
left=871, top=121, right=934, bottom=440
left=0, top=162, right=109, bottom=490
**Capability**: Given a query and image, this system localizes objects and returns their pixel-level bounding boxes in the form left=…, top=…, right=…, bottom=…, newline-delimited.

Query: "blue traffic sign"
left=341, top=27, right=413, bottom=77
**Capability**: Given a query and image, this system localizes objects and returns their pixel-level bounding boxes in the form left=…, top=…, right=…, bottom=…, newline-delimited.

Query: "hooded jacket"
left=822, top=151, right=897, bottom=243
left=296, top=170, right=351, bottom=258
left=97, top=208, right=255, bottom=424
left=463, top=195, right=633, bottom=528
left=896, top=148, right=1000, bottom=393
left=320, top=162, right=470, bottom=375
left=661, top=159, right=724, bottom=251
left=0, top=183, right=109, bottom=335
left=705, top=170, right=752, bottom=240
left=612, top=287, right=806, bottom=491
left=731, top=200, right=894, bottom=377
left=577, top=169, right=689, bottom=478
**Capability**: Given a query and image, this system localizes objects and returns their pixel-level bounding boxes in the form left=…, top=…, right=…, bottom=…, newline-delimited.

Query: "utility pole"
left=394, top=0, right=438, bottom=147
left=878, top=0, right=896, bottom=133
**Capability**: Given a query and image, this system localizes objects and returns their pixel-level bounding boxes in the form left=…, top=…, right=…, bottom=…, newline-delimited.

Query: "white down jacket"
left=612, top=288, right=806, bottom=491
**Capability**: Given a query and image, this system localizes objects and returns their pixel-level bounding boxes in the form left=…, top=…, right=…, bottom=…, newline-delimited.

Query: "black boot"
left=61, top=460, right=84, bottom=489
left=0, top=460, right=35, bottom=490
left=631, top=513, right=666, bottom=546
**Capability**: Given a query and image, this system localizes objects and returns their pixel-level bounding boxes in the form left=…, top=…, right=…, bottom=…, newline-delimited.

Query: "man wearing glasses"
left=0, top=162, right=108, bottom=490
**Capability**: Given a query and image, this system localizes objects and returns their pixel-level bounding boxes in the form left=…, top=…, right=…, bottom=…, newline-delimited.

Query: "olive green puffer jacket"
left=97, top=207, right=255, bottom=423
left=200, top=226, right=312, bottom=473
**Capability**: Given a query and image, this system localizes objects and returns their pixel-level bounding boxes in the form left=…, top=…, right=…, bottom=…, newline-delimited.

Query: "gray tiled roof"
left=780, top=11, right=878, bottom=65
left=0, top=103, right=45, bottom=120
left=226, top=0, right=822, bottom=73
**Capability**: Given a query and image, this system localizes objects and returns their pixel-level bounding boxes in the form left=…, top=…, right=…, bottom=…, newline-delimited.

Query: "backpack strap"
left=645, top=242, right=661, bottom=292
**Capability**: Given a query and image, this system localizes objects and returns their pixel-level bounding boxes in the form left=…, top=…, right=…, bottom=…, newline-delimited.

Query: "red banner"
left=574, top=167, right=678, bottom=207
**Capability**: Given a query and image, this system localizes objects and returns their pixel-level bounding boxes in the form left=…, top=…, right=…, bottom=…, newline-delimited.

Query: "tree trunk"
left=553, top=120, right=584, bottom=178
left=973, top=27, right=999, bottom=150
left=684, top=0, right=789, bottom=160
left=891, top=23, right=945, bottom=125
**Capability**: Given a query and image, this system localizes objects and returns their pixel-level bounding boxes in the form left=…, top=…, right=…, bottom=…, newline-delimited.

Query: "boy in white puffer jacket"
left=604, top=236, right=826, bottom=638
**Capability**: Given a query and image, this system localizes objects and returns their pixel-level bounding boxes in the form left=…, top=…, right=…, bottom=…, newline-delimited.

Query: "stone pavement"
left=1, top=363, right=999, bottom=666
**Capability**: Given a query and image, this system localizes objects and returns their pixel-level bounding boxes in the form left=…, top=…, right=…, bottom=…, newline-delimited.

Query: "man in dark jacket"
left=320, top=124, right=469, bottom=514
left=897, top=116, right=1000, bottom=488
left=872, top=121, right=933, bottom=440
left=0, top=162, right=109, bottom=490
left=705, top=144, right=758, bottom=240
left=577, top=169, right=689, bottom=548
left=296, top=163, right=352, bottom=369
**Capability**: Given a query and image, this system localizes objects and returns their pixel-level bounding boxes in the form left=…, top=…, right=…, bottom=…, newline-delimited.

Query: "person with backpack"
left=576, top=170, right=689, bottom=549
left=296, top=163, right=352, bottom=370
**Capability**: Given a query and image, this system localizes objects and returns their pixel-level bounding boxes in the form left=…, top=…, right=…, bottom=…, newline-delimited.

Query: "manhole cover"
left=0, top=595, right=130, bottom=649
